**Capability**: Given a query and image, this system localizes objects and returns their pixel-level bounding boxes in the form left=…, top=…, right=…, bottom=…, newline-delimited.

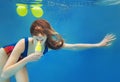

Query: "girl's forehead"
left=35, top=26, right=42, bottom=29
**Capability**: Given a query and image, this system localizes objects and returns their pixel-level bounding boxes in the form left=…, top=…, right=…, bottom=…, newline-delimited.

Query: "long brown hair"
left=30, top=19, right=64, bottom=50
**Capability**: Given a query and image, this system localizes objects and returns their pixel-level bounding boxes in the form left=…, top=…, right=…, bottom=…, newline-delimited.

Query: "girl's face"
left=33, top=33, right=47, bottom=44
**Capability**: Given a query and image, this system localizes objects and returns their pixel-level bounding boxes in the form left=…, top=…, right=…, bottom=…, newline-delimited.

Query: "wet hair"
left=30, top=19, right=64, bottom=50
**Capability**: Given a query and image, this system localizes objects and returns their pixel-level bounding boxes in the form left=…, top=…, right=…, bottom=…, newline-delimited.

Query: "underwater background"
left=0, top=0, right=120, bottom=82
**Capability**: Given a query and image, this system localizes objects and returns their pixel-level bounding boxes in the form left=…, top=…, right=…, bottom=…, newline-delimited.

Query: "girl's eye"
left=36, top=37, right=43, bottom=41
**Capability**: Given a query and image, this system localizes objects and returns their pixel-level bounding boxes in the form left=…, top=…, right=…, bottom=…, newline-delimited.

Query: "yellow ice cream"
left=35, top=41, right=42, bottom=52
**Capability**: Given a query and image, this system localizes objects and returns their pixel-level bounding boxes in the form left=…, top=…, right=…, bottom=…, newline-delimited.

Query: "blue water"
left=0, top=0, right=120, bottom=82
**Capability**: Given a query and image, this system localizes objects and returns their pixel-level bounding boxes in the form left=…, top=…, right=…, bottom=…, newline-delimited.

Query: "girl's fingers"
left=108, top=38, right=116, bottom=41
left=106, top=43, right=112, bottom=46
left=105, top=34, right=116, bottom=40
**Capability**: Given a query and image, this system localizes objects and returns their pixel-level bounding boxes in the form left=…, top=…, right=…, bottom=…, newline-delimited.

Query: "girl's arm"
left=62, top=34, right=116, bottom=50
left=1, top=39, right=42, bottom=79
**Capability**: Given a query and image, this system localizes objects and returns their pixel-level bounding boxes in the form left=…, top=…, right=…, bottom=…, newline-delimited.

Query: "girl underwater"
left=0, top=19, right=116, bottom=82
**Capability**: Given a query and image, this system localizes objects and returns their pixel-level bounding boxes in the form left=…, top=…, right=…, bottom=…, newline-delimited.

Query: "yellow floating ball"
left=16, top=4, right=27, bottom=16
left=31, top=6, right=44, bottom=18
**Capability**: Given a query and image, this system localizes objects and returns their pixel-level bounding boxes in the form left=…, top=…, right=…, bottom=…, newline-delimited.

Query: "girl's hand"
left=24, top=52, right=43, bottom=63
left=98, top=34, right=116, bottom=47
